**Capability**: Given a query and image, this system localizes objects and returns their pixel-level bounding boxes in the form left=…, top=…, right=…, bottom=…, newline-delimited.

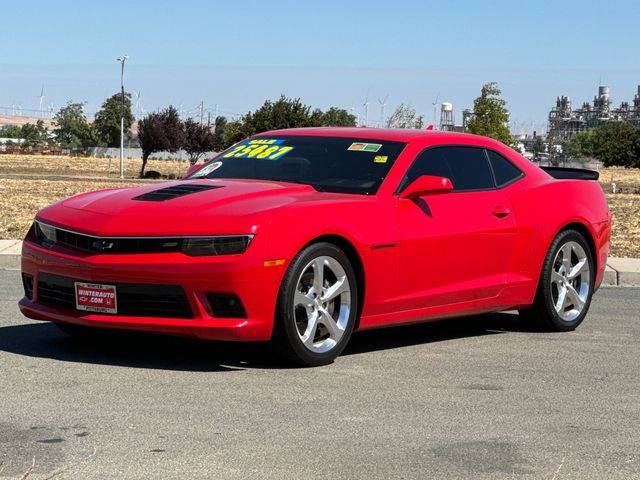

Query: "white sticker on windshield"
left=196, top=161, right=222, bottom=176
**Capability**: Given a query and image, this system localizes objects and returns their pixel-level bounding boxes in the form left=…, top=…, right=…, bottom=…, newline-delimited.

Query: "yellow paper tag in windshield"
left=374, top=155, right=388, bottom=163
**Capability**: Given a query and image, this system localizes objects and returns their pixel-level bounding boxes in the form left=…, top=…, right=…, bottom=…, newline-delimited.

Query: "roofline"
left=255, top=126, right=493, bottom=143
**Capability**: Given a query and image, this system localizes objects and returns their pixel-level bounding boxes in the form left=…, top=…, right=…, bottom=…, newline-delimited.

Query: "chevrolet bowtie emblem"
left=92, top=240, right=115, bottom=251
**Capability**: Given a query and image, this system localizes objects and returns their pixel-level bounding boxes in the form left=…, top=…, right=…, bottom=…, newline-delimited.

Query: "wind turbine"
left=431, top=93, right=439, bottom=129
left=378, top=94, right=389, bottom=128
left=134, top=91, right=142, bottom=117
left=38, top=85, right=45, bottom=118
left=362, top=91, right=370, bottom=127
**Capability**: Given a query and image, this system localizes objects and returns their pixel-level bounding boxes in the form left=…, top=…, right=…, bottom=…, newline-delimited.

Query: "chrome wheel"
left=550, top=241, right=591, bottom=322
left=292, top=255, right=351, bottom=353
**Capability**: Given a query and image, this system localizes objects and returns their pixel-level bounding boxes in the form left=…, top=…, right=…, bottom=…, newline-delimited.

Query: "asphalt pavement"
left=0, top=268, right=638, bottom=479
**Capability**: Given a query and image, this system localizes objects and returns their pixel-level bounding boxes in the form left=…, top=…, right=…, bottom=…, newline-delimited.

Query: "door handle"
left=492, top=206, right=511, bottom=218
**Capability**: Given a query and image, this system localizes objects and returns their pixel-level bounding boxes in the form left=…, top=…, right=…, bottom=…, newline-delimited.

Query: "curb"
left=1, top=240, right=639, bottom=286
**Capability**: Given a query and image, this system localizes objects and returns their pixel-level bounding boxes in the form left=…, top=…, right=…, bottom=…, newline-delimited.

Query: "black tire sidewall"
left=275, top=243, right=358, bottom=366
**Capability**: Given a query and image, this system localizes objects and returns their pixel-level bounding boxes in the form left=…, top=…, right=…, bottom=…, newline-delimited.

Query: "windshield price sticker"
left=348, top=142, right=383, bottom=153
left=223, top=139, right=294, bottom=160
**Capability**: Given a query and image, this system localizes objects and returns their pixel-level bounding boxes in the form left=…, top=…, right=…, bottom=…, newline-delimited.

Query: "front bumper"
left=19, top=240, right=285, bottom=341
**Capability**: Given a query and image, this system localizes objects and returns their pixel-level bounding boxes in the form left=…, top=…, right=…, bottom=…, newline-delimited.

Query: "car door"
left=397, top=146, right=518, bottom=310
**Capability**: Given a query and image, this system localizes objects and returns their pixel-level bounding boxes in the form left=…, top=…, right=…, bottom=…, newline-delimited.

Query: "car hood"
left=36, top=179, right=357, bottom=237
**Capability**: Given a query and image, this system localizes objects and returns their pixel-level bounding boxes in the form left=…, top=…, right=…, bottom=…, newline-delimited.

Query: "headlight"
left=181, top=235, right=254, bottom=256
left=35, top=221, right=57, bottom=243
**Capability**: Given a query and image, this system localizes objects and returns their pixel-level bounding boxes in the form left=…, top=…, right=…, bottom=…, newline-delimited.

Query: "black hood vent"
left=133, top=183, right=222, bottom=201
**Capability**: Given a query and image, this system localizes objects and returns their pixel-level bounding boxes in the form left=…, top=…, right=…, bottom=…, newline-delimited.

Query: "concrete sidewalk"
left=1, top=240, right=639, bottom=286
left=0, top=240, right=21, bottom=268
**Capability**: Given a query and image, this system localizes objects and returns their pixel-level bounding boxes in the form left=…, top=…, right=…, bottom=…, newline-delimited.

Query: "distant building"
left=548, top=85, right=640, bottom=140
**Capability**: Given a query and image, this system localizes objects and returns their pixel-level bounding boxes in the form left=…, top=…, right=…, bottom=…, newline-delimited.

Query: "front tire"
left=273, top=243, right=358, bottom=366
left=519, top=229, right=594, bottom=331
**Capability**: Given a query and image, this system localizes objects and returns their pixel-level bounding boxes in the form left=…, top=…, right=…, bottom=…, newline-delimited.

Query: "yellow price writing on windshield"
left=223, top=139, right=294, bottom=160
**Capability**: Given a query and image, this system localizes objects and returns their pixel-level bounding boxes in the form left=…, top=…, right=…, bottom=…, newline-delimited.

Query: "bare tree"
left=385, top=104, right=424, bottom=129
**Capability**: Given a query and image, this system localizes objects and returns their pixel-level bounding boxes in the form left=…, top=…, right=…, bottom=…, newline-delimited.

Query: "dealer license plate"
left=74, top=282, right=117, bottom=314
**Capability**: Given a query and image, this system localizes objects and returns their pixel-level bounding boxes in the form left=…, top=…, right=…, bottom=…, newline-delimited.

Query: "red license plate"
left=74, top=282, right=117, bottom=314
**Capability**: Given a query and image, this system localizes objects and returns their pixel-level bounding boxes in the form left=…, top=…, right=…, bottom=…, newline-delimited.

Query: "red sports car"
left=19, top=128, right=611, bottom=366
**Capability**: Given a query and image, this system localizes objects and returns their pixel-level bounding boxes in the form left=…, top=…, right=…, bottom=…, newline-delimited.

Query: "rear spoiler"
left=541, top=166, right=599, bottom=181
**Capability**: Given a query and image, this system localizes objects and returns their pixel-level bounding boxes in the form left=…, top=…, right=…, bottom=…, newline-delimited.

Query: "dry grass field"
left=0, top=178, right=138, bottom=239
left=0, top=155, right=638, bottom=257
left=0, top=154, right=188, bottom=179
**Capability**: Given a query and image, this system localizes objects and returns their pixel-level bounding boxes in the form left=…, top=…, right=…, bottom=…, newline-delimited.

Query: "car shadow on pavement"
left=0, top=322, right=273, bottom=372
left=0, top=311, right=537, bottom=371
left=344, top=311, right=536, bottom=355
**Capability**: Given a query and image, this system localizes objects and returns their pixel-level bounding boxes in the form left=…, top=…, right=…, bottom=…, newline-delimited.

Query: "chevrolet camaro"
left=19, top=128, right=611, bottom=366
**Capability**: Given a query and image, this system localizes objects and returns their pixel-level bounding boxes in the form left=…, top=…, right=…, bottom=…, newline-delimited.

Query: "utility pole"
left=117, top=55, right=129, bottom=179
left=199, top=101, right=204, bottom=125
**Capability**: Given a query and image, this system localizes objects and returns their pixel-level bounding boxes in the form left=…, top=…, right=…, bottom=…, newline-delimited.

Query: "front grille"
left=34, top=222, right=183, bottom=254
left=37, top=273, right=193, bottom=319
left=133, top=183, right=222, bottom=201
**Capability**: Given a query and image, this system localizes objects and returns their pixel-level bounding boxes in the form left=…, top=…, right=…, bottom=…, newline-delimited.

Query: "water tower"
left=440, top=102, right=454, bottom=130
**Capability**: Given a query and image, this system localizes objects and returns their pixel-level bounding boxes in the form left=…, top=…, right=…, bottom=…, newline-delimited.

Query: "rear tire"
left=519, top=229, right=594, bottom=331
left=272, top=243, right=358, bottom=367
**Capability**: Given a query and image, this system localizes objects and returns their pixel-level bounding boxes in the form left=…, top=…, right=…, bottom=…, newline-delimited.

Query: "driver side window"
left=403, top=146, right=494, bottom=192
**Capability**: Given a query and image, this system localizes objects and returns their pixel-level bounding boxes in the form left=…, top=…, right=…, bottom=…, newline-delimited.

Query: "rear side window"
left=487, top=150, right=523, bottom=187
left=403, top=146, right=494, bottom=192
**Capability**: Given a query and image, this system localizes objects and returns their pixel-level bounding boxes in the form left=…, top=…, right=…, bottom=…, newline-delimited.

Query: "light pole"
left=116, top=55, right=129, bottom=179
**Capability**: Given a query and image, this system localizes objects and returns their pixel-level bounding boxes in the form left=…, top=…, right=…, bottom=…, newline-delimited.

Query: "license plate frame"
left=74, top=282, right=118, bottom=314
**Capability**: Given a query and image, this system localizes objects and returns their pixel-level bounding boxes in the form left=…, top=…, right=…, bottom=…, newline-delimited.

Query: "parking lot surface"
left=0, top=269, right=638, bottom=479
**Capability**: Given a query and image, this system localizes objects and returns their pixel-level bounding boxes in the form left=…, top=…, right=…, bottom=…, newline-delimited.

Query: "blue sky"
left=1, top=0, right=639, bottom=133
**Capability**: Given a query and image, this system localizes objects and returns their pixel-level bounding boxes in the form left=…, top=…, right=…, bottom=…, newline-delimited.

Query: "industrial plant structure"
left=548, top=85, right=640, bottom=140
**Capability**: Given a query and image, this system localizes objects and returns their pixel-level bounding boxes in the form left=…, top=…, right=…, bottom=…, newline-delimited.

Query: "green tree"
left=221, top=96, right=324, bottom=148
left=385, top=104, right=424, bottom=129
left=137, top=106, right=184, bottom=177
left=183, top=119, right=217, bottom=164
left=591, top=122, right=640, bottom=168
left=565, top=130, right=595, bottom=159
left=94, top=92, right=134, bottom=147
left=466, top=82, right=514, bottom=146
left=20, top=120, right=49, bottom=147
left=0, top=125, right=23, bottom=138
left=220, top=119, right=247, bottom=149
left=53, top=102, right=96, bottom=148
left=320, top=107, right=357, bottom=127
left=212, top=116, right=228, bottom=150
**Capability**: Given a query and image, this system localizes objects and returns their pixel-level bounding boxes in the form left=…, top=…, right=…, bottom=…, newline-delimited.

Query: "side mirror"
left=400, top=175, right=453, bottom=199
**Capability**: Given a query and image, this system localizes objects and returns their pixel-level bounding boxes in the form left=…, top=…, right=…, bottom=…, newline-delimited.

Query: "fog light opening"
left=205, top=293, right=247, bottom=318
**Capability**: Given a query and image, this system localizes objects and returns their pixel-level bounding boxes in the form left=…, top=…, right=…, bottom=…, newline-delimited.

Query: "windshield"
left=188, top=135, right=406, bottom=195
